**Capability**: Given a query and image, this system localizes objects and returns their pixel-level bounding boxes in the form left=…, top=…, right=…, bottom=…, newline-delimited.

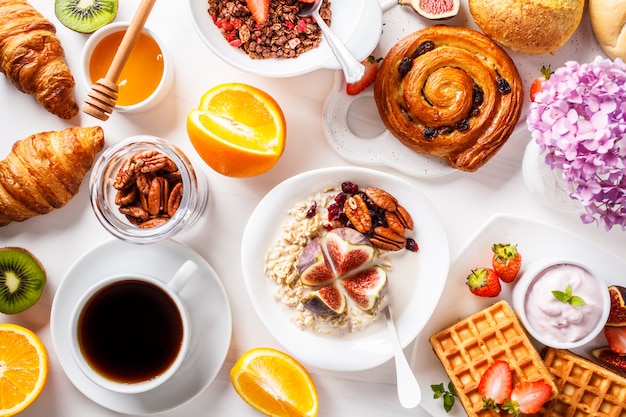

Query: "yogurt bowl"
left=512, top=258, right=610, bottom=349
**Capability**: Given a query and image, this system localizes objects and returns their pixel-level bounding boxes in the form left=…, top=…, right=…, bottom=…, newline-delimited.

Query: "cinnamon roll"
left=374, top=26, right=523, bottom=172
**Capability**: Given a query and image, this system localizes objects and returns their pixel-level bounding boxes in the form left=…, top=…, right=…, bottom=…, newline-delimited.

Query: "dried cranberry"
left=341, top=181, right=359, bottom=194
left=406, top=238, right=419, bottom=252
left=334, top=192, right=348, bottom=206
left=305, top=200, right=317, bottom=218
left=327, top=203, right=342, bottom=222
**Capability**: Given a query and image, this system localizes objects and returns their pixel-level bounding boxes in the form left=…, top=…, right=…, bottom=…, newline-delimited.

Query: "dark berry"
left=398, top=57, right=413, bottom=77
left=327, top=203, right=343, bottom=222
left=341, top=181, right=359, bottom=194
left=496, top=77, right=511, bottom=94
left=423, top=127, right=438, bottom=139
left=472, top=87, right=484, bottom=107
left=406, top=238, right=419, bottom=252
left=334, top=192, right=348, bottom=206
left=455, top=119, right=470, bottom=132
left=305, top=200, right=317, bottom=218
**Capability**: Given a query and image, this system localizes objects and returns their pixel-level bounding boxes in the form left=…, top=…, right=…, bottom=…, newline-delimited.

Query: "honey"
left=89, top=30, right=164, bottom=107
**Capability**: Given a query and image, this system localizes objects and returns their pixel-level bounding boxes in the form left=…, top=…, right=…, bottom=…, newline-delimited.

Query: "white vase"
left=522, top=140, right=583, bottom=213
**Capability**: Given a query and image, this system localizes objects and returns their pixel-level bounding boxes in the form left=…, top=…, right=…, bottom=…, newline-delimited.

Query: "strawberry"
left=491, top=243, right=522, bottom=283
left=503, top=381, right=552, bottom=416
left=346, top=56, right=380, bottom=96
left=605, top=326, right=626, bottom=354
left=529, top=65, right=553, bottom=102
left=466, top=267, right=501, bottom=297
left=246, top=0, right=269, bottom=25
left=478, top=360, right=512, bottom=411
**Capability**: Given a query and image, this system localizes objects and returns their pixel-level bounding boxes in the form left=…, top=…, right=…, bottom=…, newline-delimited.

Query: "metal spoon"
left=297, top=0, right=365, bottom=83
left=384, top=305, right=421, bottom=408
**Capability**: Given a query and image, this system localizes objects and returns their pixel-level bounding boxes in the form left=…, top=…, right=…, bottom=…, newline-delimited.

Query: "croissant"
left=0, top=126, right=105, bottom=226
left=0, top=0, right=78, bottom=119
left=374, top=26, right=523, bottom=172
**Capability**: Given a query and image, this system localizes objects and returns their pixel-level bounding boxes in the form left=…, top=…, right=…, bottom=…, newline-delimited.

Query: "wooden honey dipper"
left=83, top=0, right=157, bottom=121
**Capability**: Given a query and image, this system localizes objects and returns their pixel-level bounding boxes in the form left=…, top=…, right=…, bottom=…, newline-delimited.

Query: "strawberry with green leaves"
left=503, top=381, right=553, bottom=416
left=466, top=267, right=501, bottom=297
left=478, top=360, right=512, bottom=411
left=346, top=56, right=381, bottom=96
left=529, top=65, right=553, bottom=102
left=492, top=243, right=522, bottom=283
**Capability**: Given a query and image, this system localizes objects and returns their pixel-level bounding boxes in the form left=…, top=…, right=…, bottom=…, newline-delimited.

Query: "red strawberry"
left=503, top=381, right=552, bottom=416
left=478, top=360, right=512, bottom=411
left=466, top=267, right=501, bottom=297
left=529, top=65, right=553, bottom=102
left=491, top=243, right=522, bottom=283
left=246, top=0, right=269, bottom=25
left=605, top=326, right=626, bottom=354
left=346, top=56, right=380, bottom=96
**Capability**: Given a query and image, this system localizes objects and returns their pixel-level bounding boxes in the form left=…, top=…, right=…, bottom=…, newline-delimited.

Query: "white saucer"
left=50, top=239, right=232, bottom=415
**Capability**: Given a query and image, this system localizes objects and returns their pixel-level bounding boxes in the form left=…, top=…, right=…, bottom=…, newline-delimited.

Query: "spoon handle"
left=313, top=10, right=365, bottom=83
left=385, top=306, right=422, bottom=408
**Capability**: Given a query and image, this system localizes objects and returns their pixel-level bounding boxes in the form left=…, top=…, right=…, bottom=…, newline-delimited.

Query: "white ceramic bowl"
left=512, top=257, right=610, bottom=349
left=187, top=0, right=383, bottom=77
left=80, top=22, right=174, bottom=113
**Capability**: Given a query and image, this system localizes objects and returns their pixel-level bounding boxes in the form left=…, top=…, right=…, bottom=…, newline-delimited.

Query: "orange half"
left=186, top=83, right=286, bottom=177
left=0, top=323, right=48, bottom=417
left=230, top=347, right=319, bottom=417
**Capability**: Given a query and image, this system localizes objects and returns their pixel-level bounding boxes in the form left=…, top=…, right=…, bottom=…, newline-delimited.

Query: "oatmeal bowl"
left=187, top=0, right=383, bottom=77
left=241, top=166, right=449, bottom=371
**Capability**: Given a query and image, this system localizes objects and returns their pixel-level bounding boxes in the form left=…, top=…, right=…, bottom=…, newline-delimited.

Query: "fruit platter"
left=1, top=0, right=626, bottom=416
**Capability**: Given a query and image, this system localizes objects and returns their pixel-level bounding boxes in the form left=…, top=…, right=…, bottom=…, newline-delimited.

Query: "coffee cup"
left=70, top=260, right=198, bottom=393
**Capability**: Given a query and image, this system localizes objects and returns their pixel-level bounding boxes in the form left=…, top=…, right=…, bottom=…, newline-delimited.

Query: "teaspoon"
left=297, top=0, right=365, bottom=83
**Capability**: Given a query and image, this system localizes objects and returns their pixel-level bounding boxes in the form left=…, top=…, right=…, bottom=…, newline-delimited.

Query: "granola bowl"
left=187, top=0, right=383, bottom=77
left=89, top=136, right=209, bottom=245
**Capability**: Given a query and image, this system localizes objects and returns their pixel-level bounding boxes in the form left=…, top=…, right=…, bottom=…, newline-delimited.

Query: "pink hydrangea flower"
left=527, top=56, right=626, bottom=231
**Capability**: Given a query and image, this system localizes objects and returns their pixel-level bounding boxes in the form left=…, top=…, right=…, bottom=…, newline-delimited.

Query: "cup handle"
left=167, top=260, right=198, bottom=294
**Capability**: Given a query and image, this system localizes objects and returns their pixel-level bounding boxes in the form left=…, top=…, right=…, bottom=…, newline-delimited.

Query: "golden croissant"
left=0, top=0, right=78, bottom=119
left=0, top=126, right=105, bottom=226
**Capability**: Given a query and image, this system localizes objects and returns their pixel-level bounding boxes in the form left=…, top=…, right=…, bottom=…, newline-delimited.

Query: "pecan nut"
left=369, top=226, right=406, bottom=251
left=365, top=187, right=397, bottom=212
left=385, top=211, right=406, bottom=235
left=167, top=182, right=183, bottom=217
left=396, top=204, right=414, bottom=230
left=344, top=195, right=371, bottom=234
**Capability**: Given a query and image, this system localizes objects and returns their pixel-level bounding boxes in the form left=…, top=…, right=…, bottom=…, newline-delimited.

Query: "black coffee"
left=78, top=279, right=184, bottom=384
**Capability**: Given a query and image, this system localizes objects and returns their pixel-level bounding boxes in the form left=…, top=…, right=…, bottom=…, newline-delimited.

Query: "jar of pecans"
left=90, top=136, right=208, bottom=244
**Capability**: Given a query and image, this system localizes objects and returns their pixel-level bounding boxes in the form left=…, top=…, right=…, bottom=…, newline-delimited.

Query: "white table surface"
left=1, top=1, right=625, bottom=416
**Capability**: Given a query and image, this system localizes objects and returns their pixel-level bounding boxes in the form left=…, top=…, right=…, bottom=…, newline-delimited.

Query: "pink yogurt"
left=524, top=264, right=604, bottom=344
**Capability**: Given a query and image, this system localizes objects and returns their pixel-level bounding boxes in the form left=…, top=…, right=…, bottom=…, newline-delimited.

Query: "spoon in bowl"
left=297, top=0, right=365, bottom=83
left=384, top=305, right=421, bottom=408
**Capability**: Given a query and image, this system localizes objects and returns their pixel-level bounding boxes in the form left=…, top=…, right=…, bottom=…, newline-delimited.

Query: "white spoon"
left=297, top=0, right=365, bottom=83
left=384, top=305, right=421, bottom=408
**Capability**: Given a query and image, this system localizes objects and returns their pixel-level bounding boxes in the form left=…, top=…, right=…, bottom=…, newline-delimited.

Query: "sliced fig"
left=605, top=326, right=626, bottom=354
left=325, top=227, right=375, bottom=277
left=342, top=266, right=388, bottom=312
left=399, top=0, right=460, bottom=20
left=301, top=283, right=346, bottom=316
left=592, top=347, right=626, bottom=377
left=298, top=237, right=335, bottom=287
left=607, top=285, right=626, bottom=327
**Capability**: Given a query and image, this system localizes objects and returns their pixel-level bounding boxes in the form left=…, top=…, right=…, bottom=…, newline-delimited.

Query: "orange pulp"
left=89, top=31, right=164, bottom=106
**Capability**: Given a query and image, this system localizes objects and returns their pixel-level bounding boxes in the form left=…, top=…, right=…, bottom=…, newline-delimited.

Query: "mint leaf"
left=552, top=284, right=587, bottom=306
left=432, top=382, right=457, bottom=413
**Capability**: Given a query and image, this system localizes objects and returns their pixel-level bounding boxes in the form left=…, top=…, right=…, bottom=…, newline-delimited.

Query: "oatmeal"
left=207, top=0, right=331, bottom=59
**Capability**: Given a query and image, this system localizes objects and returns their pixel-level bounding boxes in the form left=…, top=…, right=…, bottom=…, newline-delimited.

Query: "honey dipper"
left=83, top=0, right=157, bottom=121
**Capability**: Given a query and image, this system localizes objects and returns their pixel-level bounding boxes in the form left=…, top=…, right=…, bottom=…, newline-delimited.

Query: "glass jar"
left=90, top=136, right=208, bottom=244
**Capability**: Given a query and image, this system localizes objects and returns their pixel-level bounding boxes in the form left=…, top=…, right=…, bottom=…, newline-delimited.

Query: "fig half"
left=298, top=237, right=335, bottom=287
left=399, top=0, right=460, bottom=20
left=301, top=283, right=347, bottom=316
left=325, top=227, right=375, bottom=277
left=341, top=266, right=388, bottom=312
left=607, top=285, right=626, bottom=326
left=592, top=347, right=626, bottom=377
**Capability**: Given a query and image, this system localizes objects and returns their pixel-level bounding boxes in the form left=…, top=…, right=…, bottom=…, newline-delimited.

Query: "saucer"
left=50, top=239, right=232, bottom=415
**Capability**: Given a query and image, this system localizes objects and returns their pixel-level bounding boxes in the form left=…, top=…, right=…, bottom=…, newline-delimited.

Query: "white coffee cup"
left=70, top=260, right=197, bottom=394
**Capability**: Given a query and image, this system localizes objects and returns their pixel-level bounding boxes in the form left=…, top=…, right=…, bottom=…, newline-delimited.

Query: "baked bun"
left=468, top=0, right=584, bottom=55
left=589, top=0, right=626, bottom=60
left=374, top=26, right=522, bottom=172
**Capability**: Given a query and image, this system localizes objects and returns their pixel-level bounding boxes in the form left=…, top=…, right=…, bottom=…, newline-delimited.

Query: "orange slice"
left=230, top=347, right=319, bottom=417
left=0, top=323, right=48, bottom=416
left=186, top=83, right=286, bottom=177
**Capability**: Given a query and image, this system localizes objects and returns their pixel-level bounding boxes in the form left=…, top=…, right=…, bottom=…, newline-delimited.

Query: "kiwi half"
left=0, top=247, right=46, bottom=315
left=54, top=0, right=119, bottom=34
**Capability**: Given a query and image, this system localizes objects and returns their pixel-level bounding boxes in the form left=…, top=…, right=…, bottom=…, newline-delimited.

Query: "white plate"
left=187, top=0, right=382, bottom=77
left=410, top=213, right=626, bottom=417
left=241, top=166, right=449, bottom=371
left=322, top=0, right=606, bottom=178
left=50, top=239, right=232, bottom=415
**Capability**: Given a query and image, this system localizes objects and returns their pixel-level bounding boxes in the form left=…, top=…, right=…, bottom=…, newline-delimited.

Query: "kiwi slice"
left=54, top=0, right=119, bottom=34
left=0, top=248, right=46, bottom=315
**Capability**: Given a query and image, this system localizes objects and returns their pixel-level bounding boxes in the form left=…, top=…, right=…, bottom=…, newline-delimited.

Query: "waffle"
left=429, top=300, right=557, bottom=417
left=540, top=348, right=626, bottom=417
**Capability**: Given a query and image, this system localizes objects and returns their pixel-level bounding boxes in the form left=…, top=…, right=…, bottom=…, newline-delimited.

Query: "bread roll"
left=374, top=26, right=522, bottom=172
left=468, top=0, right=584, bottom=55
left=589, top=0, right=626, bottom=61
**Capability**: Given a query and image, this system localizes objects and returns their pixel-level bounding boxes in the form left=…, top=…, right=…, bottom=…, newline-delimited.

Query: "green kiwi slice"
left=54, top=0, right=119, bottom=34
left=0, top=247, right=46, bottom=315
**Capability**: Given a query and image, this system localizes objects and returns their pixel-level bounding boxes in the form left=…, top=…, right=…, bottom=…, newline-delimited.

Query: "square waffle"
left=429, top=300, right=557, bottom=417
left=540, top=348, right=626, bottom=417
